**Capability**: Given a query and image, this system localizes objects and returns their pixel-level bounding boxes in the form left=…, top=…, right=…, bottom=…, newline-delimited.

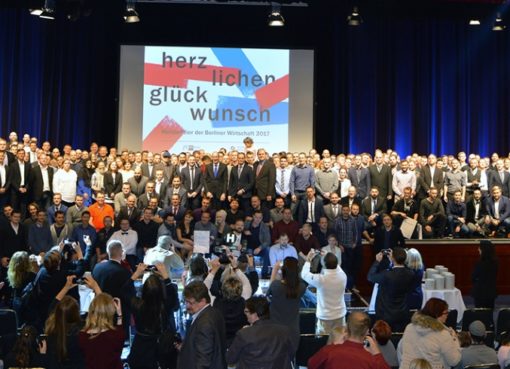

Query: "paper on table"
left=193, top=230, right=210, bottom=254
left=400, top=218, right=417, bottom=239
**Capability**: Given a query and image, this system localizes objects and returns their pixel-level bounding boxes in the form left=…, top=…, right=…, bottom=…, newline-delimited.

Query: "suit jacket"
left=348, top=167, right=371, bottom=199
left=0, top=222, right=28, bottom=258
left=0, top=164, right=11, bottom=192
left=127, top=176, right=149, bottom=197
left=339, top=196, right=362, bottom=209
left=153, top=179, right=169, bottom=201
left=323, top=203, right=342, bottom=229
left=226, top=319, right=295, bottom=369
left=177, top=305, right=227, bottom=369
left=180, top=165, right=204, bottom=194
left=297, top=197, right=325, bottom=225
left=486, top=196, right=510, bottom=220
left=140, top=162, right=156, bottom=179
left=229, top=164, right=254, bottom=198
left=420, top=165, right=445, bottom=194
left=103, top=172, right=123, bottom=197
left=161, top=186, right=187, bottom=208
left=487, top=170, right=510, bottom=197
left=29, top=164, right=54, bottom=201
left=10, top=159, right=31, bottom=192
left=92, top=260, right=134, bottom=303
left=160, top=205, right=186, bottom=222
left=360, top=196, right=387, bottom=220
left=154, top=163, right=176, bottom=182
left=466, top=198, right=488, bottom=223
left=253, top=160, right=276, bottom=199
left=204, top=163, right=228, bottom=197
left=368, top=165, right=393, bottom=198
left=116, top=206, right=142, bottom=227
left=372, top=226, right=406, bottom=253
left=138, top=191, right=158, bottom=209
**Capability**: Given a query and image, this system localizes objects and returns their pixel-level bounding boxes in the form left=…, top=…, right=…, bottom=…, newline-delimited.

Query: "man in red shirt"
left=88, top=192, right=115, bottom=231
left=308, top=311, right=390, bottom=369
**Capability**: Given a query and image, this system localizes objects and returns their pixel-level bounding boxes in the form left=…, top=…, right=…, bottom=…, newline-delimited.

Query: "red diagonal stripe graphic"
left=143, top=115, right=185, bottom=152
left=254, top=74, right=289, bottom=111
left=144, top=63, right=240, bottom=88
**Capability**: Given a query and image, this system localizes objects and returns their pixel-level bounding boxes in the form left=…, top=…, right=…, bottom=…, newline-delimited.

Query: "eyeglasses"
left=441, top=310, right=449, bottom=316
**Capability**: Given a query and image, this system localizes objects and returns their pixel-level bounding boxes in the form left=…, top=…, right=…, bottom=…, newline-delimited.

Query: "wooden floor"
left=356, top=239, right=510, bottom=296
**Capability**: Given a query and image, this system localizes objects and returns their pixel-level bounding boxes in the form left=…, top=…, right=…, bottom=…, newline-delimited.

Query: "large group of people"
left=0, top=132, right=508, bottom=369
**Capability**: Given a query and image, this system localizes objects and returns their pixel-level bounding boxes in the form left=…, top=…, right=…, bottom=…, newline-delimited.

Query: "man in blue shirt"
left=269, top=234, right=298, bottom=267
left=289, top=152, right=315, bottom=217
left=71, top=210, right=97, bottom=253
left=446, top=190, right=468, bottom=237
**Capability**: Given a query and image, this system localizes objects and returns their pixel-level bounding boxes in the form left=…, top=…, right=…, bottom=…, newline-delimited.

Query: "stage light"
left=30, top=8, right=43, bottom=16
left=39, top=0, right=55, bottom=19
left=124, top=1, right=140, bottom=23
left=493, top=13, right=505, bottom=31
left=347, top=6, right=362, bottom=27
left=469, top=19, right=481, bottom=26
left=268, top=3, right=284, bottom=27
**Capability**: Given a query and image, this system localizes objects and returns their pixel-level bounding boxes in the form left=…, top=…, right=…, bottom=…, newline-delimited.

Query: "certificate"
left=193, top=230, right=210, bottom=254
left=400, top=218, right=417, bottom=239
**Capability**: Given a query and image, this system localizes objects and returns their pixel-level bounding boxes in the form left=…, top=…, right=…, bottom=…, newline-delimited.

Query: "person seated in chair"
left=460, top=320, right=497, bottom=368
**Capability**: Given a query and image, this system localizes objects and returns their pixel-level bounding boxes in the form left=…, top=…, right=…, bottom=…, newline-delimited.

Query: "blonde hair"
left=406, top=248, right=424, bottom=271
left=7, top=251, right=31, bottom=289
left=328, top=326, right=348, bottom=344
left=82, top=293, right=116, bottom=337
left=221, top=277, right=243, bottom=300
left=409, top=358, right=432, bottom=369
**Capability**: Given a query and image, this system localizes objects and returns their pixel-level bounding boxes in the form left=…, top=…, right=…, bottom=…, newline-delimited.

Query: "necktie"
left=357, top=169, right=361, bottom=183
left=256, top=161, right=263, bottom=176
left=371, top=199, right=376, bottom=214
left=128, top=208, right=132, bottom=217
left=214, top=164, right=218, bottom=177
left=173, top=206, right=178, bottom=215
left=310, top=201, right=315, bottom=222
left=281, top=169, right=285, bottom=191
left=238, top=165, right=243, bottom=178
left=333, top=205, right=338, bottom=217
left=122, top=231, right=128, bottom=235
left=501, top=172, right=505, bottom=183
left=190, top=167, right=194, bottom=190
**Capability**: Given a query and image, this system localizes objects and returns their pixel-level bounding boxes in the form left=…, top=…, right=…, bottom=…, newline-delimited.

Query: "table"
left=422, top=287, right=466, bottom=323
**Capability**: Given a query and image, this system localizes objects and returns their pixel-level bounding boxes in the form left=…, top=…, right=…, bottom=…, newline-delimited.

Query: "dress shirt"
left=289, top=165, right=315, bottom=194
left=495, top=199, right=500, bottom=219
left=191, top=304, right=211, bottom=324
left=53, top=169, right=78, bottom=203
left=269, top=243, right=298, bottom=266
left=0, top=164, right=5, bottom=187
left=445, top=170, right=466, bottom=194
left=338, top=179, right=351, bottom=198
left=41, top=166, right=51, bottom=192
left=275, top=167, right=291, bottom=196
left=111, top=229, right=138, bottom=256
left=392, top=170, right=416, bottom=196
left=18, top=161, right=25, bottom=186
left=307, top=200, right=316, bottom=223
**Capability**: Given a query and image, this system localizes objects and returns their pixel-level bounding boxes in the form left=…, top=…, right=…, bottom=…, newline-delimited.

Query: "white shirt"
left=338, top=179, right=351, bottom=198
left=494, top=199, right=500, bottom=219
left=301, top=261, right=347, bottom=320
left=41, top=166, right=51, bottom=192
left=53, top=169, right=78, bottom=203
left=275, top=167, right=292, bottom=196
left=0, top=164, right=5, bottom=187
left=111, top=229, right=138, bottom=256
left=143, top=245, right=184, bottom=279
left=307, top=199, right=315, bottom=223
left=18, top=161, right=25, bottom=186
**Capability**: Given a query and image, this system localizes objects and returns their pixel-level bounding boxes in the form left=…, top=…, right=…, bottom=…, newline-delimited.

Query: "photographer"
left=367, top=247, right=414, bottom=332
left=204, top=258, right=252, bottom=304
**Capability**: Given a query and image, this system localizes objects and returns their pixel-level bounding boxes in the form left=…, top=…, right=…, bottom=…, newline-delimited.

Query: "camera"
left=37, top=334, right=48, bottom=345
left=72, top=277, right=85, bottom=285
left=146, top=265, right=157, bottom=272
left=382, top=249, right=391, bottom=256
left=62, top=240, right=75, bottom=253
left=363, top=338, right=370, bottom=348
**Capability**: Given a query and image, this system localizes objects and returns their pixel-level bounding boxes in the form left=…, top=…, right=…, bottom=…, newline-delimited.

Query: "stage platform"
left=356, top=239, right=510, bottom=296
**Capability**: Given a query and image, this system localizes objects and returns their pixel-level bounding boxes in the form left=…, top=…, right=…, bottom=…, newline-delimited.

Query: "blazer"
left=297, top=197, right=325, bottom=225
left=204, top=163, right=228, bottom=197
left=465, top=198, right=488, bottom=223
left=229, top=164, right=254, bottom=199
left=30, top=164, right=54, bottom=201
left=339, top=195, right=362, bottom=209
left=486, top=195, right=510, bottom=220
left=372, top=226, right=406, bottom=253
left=177, top=305, right=227, bottom=369
left=420, top=165, right=445, bottom=194
left=360, top=196, right=387, bottom=220
left=162, top=186, right=187, bottom=208
left=180, top=165, right=203, bottom=194
left=10, top=160, right=31, bottom=191
left=116, top=206, right=142, bottom=227
left=127, top=176, right=149, bottom=197
left=368, top=165, right=393, bottom=198
left=253, top=160, right=276, bottom=199
left=347, top=167, right=371, bottom=199
left=103, top=172, right=123, bottom=197
left=137, top=191, right=158, bottom=209
left=92, top=260, right=134, bottom=303
left=487, top=170, right=510, bottom=197
left=323, top=203, right=342, bottom=229
left=0, top=164, right=11, bottom=192
left=0, top=222, right=28, bottom=258
left=226, top=319, right=295, bottom=369
left=140, top=162, right=156, bottom=179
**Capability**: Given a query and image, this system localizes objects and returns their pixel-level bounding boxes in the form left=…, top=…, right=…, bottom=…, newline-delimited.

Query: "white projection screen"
left=118, top=45, right=314, bottom=154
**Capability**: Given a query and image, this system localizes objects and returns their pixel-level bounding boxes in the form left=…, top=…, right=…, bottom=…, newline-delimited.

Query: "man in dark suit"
left=127, top=167, right=149, bottom=197
left=348, top=155, right=371, bottom=199
left=0, top=151, right=11, bottom=209
left=372, top=214, right=406, bottom=254
left=10, top=149, right=31, bottom=218
left=162, top=176, right=187, bottom=208
left=161, top=194, right=186, bottom=222
left=203, top=152, right=228, bottom=210
left=368, top=152, right=393, bottom=202
left=485, top=185, right=510, bottom=235
left=487, top=159, right=510, bottom=197
left=367, top=247, right=414, bottom=332
left=340, top=186, right=362, bottom=209
left=253, top=149, right=276, bottom=209
left=177, top=281, right=226, bottom=369
left=152, top=169, right=169, bottom=205
left=137, top=181, right=158, bottom=209
left=360, top=187, right=387, bottom=233
left=228, top=152, right=254, bottom=212
left=297, top=186, right=325, bottom=230
left=29, top=153, right=53, bottom=210
left=420, top=154, right=445, bottom=198
left=466, top=188, right=488, bottom=237
left=0, top=138, right=15, bottom=166
left=179, top=156, right=203, bottom=210
left=103, top=168, right=123, bottom=199
left=0, top=210, right=28, bottom=270
left=116, top=194, right=141, bottom=227
left=140, top=152, right=156, bottom=179
left=323, top=192, right=342, bottom=229
left=227, top=296, right=296, bottom=369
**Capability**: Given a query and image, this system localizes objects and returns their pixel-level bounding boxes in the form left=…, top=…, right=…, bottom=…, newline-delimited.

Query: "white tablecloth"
left=422, top=287, right=465, bottom=323
left=369, top=284, right=465, bottom=323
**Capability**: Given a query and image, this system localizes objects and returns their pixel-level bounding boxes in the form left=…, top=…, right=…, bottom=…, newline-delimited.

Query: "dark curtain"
left=1, top=4, right=510, bottom=156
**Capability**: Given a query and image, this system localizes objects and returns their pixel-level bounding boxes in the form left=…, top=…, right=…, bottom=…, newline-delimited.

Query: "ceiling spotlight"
left=268, top=3, right=284, bottom=27
left=39, top=0, right=55, bottom=19
left=124, top=1, right=140, bottom=23
left=493, top=13, right=505, bottom=31
left=347, top=6, right=363, bottom=27
left=469, top=19, right=481, bottom=26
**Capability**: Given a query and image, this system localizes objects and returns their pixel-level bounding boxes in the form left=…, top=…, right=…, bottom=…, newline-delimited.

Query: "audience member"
left=4, top=325, right=48, bottom=369
left=371, top=320, right=398, bottom=368
left=460, top=320, right=498, bottom=367
left=405, top=248, right=425, bottom=310
left=471, top=240, right=498, bottom=308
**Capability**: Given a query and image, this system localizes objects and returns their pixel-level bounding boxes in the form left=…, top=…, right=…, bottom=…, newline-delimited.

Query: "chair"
left=463, top=364, right=500, bottom=369
left=497, top=309, right=510, bottom=339
left=484, top=330, right=495, bottom=348
left=390, top=332, right=403, bottom=348
left=0, top=309, right=18, bottom=358
left=299, top=309, right=316, bottom=334
left=295, top=334, right=329, bottom=367
left=445, top=309, right=458, bottom=329
left=462, top=308, right=494, bottom=332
